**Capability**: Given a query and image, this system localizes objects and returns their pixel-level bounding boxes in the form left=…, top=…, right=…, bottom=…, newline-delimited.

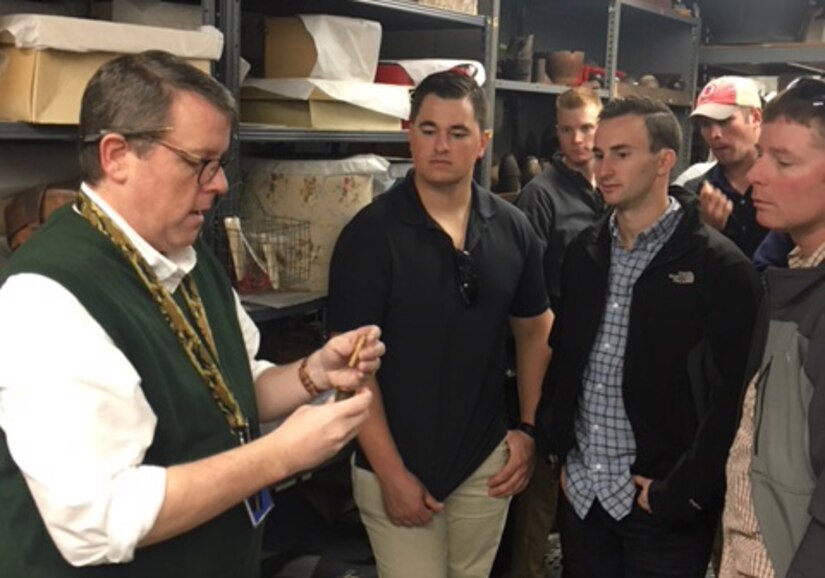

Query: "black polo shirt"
left=327, top=172, right=548, bottom=500
left=515, top=152, right=605, bottom=307
left=684, top=163, right=768, bottom=257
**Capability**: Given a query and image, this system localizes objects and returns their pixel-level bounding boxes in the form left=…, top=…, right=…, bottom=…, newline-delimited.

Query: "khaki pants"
left=352, top=440, right=511, bottom=578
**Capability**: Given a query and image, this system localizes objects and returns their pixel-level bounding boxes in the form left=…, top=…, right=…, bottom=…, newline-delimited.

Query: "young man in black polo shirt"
left=540, top=96, right=761, bottom=577
left=327, top=71, right=553, bottom=577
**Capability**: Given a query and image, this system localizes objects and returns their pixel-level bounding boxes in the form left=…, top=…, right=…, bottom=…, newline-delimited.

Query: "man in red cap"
left=681, top=76, right=767, bottom=258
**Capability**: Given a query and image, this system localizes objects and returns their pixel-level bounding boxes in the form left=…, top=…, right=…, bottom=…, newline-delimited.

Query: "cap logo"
left=700, top=84, right=716, bottom=99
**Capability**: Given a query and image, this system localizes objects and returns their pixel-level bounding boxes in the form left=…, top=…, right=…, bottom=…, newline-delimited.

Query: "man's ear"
left=657, top=148, right=677, bottom=177
left=98, top=134, right=133, bottom=184
left=478, top=128, right=493, bottom=159
left=750, top=107, right=763, bottom=127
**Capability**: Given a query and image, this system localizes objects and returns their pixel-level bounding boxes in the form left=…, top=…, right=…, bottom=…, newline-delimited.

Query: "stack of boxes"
left=0, top=13, right=223, bottom=124
left=239, top=14, right=410, bottom=131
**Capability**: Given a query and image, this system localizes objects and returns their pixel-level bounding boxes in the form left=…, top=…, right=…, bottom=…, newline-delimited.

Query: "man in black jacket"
left=504, top=86, right=605, bottom=578
left=540, top=96, right=761, bottom=577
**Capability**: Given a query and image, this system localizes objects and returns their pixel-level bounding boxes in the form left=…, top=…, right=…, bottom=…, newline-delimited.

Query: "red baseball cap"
left=691, top=76, right=761, bottom=120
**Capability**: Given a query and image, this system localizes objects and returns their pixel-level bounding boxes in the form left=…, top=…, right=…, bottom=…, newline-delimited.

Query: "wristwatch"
left=514, top=421, right=536, bottom=439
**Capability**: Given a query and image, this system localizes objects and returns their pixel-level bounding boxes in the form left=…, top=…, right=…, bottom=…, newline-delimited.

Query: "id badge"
left=244, top=488, right=274, bottom=528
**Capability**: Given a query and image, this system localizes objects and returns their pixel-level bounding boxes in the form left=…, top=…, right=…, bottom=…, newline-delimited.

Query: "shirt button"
left=592, top=424, right=600, bottom=432
left=596, top=383, right=604, bottom=390
left=603, top=342, right=611, bottom=350
left=612, top=302, right=620, bottom=309
left=594, top=463, right=602, bottom=471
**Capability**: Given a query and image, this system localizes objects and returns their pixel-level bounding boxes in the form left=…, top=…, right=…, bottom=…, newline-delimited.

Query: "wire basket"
left=224, top=213, right=311, bottom=293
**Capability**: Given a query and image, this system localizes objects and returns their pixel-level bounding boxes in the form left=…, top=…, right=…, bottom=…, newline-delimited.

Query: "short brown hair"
left=556, top=86, right=602, bottom=113
left=79, top=50, right=237, bottom=184
left=763, top=77, right=825, bottom=144
left=410, top=70, right=488, bottom=130
left=600, top=95, right=682, bottom=154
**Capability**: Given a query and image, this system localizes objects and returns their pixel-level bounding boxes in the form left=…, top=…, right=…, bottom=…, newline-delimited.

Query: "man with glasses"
left=0, top=51, right=385, bottom=577
left=719, top=77, right=825, bottom=578
left=326, top=70, right=553, bottom=577
left=539, top=96, right=761, bottom=577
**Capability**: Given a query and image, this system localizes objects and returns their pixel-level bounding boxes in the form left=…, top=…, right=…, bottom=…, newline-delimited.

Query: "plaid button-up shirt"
left=566, top=198, right=683, bottom=521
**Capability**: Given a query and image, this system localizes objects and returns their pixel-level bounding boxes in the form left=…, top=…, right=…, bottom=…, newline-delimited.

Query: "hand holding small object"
left=335, top=333, right=366, bottom=401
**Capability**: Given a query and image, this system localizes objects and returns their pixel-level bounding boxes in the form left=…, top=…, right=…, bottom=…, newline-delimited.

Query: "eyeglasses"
left=455, top=249, right=478, bottom=308
left=81, top=127, right=229, bottom=186
left=784, top=76, right=825, bottom=107
left=147, top=138, right=229, bottom=185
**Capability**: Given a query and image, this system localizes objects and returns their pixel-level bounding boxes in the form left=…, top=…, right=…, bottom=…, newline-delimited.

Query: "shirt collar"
left=80, top=183, right=197, bottom=294
left=707, top=163, right=753, bottom=198
left=608, top=196, right=682, bottom=251
left=788, top=241, right=825, bottom=269
left=399, top=170, right=497, bottom=227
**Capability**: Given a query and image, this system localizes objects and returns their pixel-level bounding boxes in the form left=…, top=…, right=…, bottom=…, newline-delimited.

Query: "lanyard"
left=76, top=192, right=250, bottom=443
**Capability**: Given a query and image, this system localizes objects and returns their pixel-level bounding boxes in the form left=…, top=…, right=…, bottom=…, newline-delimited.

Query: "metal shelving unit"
left=699, top=42, right=825, bottom=76
left=496, top=79, right=610, bottom=99
left=212, top=0, right=496, bottom=209
left=0, top=123, right=78, bottom=141
left=604, top=0, right=700, bottom=96
left=242, top=0, right=486, bottom=30
left=239, top=125, right=409, bottom=143
left=494, top=0, right=700, bottom=172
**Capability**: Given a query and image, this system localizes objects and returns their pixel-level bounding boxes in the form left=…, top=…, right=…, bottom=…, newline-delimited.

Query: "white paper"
left=0, top=14, right=223, bottom=59
left=243, top=154, right=390, bottom=177
left=243, top=78, right=411, bottom=120
left=299, top=14, right=381, bottom=82
left=383, top=59, right=487, bottom=87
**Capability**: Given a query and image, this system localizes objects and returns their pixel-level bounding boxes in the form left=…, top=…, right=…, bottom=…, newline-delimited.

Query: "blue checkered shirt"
left=566, top=197, right=683, bottom=521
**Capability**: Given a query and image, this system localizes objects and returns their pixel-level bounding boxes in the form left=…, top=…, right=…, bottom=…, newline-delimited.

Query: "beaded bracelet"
left=298, top=355, right=321, bottom=397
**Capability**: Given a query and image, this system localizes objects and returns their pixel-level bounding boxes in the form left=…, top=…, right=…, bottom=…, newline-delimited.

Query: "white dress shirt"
left=0, top=184, right=273, bottom=566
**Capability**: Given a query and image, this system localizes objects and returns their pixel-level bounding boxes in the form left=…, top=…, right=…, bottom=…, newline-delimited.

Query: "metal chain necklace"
left=76, top=191, right=250, bottom=443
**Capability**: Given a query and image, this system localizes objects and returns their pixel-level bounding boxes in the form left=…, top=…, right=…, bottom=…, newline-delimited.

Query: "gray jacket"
left=751, top=262, right=825, bottom=577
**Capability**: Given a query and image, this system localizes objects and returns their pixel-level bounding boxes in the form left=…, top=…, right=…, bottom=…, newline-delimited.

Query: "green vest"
left=0, top=206, right=263, bottom=577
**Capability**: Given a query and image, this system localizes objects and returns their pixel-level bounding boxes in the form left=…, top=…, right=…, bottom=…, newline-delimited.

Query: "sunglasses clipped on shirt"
left=81, top=127, right=229, bottom=186
left=454, top=249, right=478, bottom=308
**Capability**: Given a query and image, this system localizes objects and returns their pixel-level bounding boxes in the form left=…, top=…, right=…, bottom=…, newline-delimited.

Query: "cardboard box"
left=260, top=17, right=316, bottom=79
left=242, top=14, right=381, bottom=81
left=241, top=96, right=402, bottom=131
left=0, top=48, right=211, bottom=124
left=0, top=15, right=221, bottom=124
left=240, top=80, right=409, bottom=131
left=241, top=155, right=390, bottom=292
left=415, top=0, right=478, bottom=15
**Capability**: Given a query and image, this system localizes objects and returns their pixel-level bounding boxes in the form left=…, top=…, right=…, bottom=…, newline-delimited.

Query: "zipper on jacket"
left=753, top=358, right=773, bottom=456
